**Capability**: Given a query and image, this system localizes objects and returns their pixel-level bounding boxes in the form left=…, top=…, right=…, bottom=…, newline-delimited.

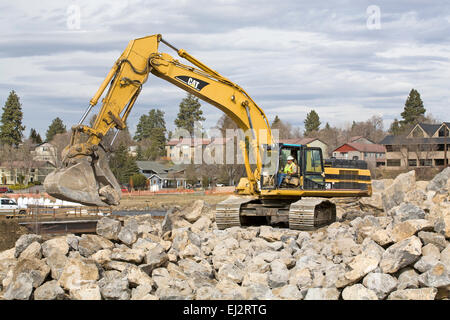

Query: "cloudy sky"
left=1, top=0, right=449, bottom=139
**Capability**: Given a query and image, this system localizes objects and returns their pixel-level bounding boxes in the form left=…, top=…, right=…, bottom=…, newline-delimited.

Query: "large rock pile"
left=0, top=169, right=449, bottom=300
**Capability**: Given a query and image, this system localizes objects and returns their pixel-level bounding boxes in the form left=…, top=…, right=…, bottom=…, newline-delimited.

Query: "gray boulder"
left=98, top=276, right=130, bottom=300
left=268, top=260, right=289, bottom=288
left=142, top=244, right=168, bottom=274
left=96, top=217, right=122, bottom=240
left=414, top=255, right=440, bottom=273
left=382, top=170, right=415, bottom=211
left=3, top=273, right=33, bottom=300
left=418, top=231, right=448, bottom=251
left=388, top=288, right=437, bottom=300
left=273, top=284, right=304, bottom=300
left=34, top=280, right=65, bottom=300
left=342, top=284, right=378, bottom=300
left=441, top=245, right=450, bottom=266
left=426, top=167, right=450, bottom=192
left=397, top=268, right=420, bottom=290
left=245, top=283, right=275, bottom=300
left=380, top=236, right=422, bottom=273
left=118, top=218, right=139, bottom=245
left=217, top=263, right=244, bottom=284
left=14, top=234, right=42, bottom=258
left=418, top=263, right=450, bottom=288
left=434, top=216, right=450, bottom=239
left=77, top=234, right=114, bottom=257
left=18, top=241, right=42, bottom=260
left=304, top=288, right=340, bottom=300
left=362, top=273, right=398, bottom=299
left=7, top=258, right=50, bottom=289
left=45, top=252, right=68, bottom=280
left=41, top=237, right=69, bottom=258
left=389, top=203, right=425, bottom=222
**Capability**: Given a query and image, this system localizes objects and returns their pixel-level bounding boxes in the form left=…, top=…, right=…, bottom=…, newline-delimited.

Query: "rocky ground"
left=0, top=168, right=449, bottom=300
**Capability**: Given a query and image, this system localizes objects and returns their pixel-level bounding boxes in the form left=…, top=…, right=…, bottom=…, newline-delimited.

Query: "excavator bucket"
left=44, top=148, right=121, bottom=207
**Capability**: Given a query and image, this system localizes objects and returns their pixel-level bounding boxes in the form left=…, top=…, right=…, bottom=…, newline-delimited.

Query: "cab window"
left=305, top=149, right=322, bottom=173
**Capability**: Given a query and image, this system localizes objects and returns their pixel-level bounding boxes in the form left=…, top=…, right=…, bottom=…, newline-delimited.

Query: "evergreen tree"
left=46, top=117, right=66, bottom=142
left=134, top=109, right=167, bottom=160
left=29, top=128, right=43, bottom=144
left=270, top=115, right=300, bottom=139
left=324, top=122, right=331, bottom=130
left=303, top=110, right=321, bottom=136
left=109, top=144, right=140, bottom=184
left=134, top=109, right=166, bottom=142
left=271, top=116, right=281, bottom=128
left=0, top=90, right=26, bottom=146
left=174, top=93, right=205, bottom=136
left=389, top=118, right=402, bottom=136
left=401, top=89, right=426, bottom=126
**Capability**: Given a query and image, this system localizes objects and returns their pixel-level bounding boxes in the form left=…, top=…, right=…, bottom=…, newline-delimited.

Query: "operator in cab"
left=277, top=155, right=297, bottom=188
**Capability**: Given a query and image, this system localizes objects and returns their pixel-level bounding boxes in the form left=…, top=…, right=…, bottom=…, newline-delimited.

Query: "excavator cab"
left=260, top=143, right=325, bottom=190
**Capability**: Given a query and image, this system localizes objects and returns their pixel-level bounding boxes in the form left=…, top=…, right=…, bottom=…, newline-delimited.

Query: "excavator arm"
left=44, top=34, right=272, bottom=206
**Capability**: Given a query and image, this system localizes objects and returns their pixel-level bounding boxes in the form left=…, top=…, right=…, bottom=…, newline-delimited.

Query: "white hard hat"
left=287, top=156, right=294, bottom=161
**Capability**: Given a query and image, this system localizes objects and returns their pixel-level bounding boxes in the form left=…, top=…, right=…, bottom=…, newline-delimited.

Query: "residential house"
left=332, top=141, right=386, bottom=167
left=136, top=161, right=188, bottom=190
left=165, top=138, right=211, bottom=163
left=31, top=142, right=58, bottom=166
left=280, top=138, right=330, bottom=158
left=128, top=146, right=138, bottom=157
left=380, top=122, right=450, bottom=169
left=0, top=160, right=55, bottom=185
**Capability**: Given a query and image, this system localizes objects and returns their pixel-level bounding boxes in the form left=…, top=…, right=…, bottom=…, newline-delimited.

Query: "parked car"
left=0, top=198, right=26, bottom=215
left=0, top=187, right=13, bottom=193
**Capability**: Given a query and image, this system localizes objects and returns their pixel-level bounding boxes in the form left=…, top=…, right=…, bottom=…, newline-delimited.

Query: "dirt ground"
left=114, top=193, right=231, bottom=211
left=0, top=220, right=29, bottom=251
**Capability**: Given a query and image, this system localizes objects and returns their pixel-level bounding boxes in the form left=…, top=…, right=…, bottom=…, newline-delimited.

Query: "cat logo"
left=175, top=75, right=209, bottom=91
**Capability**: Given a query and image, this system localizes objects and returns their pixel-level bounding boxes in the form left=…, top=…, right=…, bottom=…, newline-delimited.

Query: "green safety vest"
left=283, top=162, right=296, bottom=174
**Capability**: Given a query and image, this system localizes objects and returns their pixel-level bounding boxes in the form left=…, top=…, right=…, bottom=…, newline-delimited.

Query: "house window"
left=411, top=127, right=424, bottom=137
left=435, top=159, right=445, bottom=166
left=408, top=159, right=417, bottom=167
left=438, top=126, right=449, bottom=137
left=387, top=159, right=401, bottom=167
left=419, top=159, right=432, bottom=166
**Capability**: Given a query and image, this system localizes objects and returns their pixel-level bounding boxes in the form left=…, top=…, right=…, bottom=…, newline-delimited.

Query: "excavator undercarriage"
left=216, top=196, right=336, bottom=230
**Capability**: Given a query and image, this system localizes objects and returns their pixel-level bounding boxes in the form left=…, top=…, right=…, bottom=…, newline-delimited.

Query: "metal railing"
left=0, top=206, right=113, bottom=221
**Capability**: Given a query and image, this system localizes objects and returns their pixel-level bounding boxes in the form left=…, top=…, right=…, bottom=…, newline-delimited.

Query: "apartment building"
left=380, top=122, right=449, bottom=169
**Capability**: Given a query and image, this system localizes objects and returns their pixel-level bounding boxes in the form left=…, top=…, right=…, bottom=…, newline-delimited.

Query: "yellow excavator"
left=44, top=34, right=372, bottom=230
